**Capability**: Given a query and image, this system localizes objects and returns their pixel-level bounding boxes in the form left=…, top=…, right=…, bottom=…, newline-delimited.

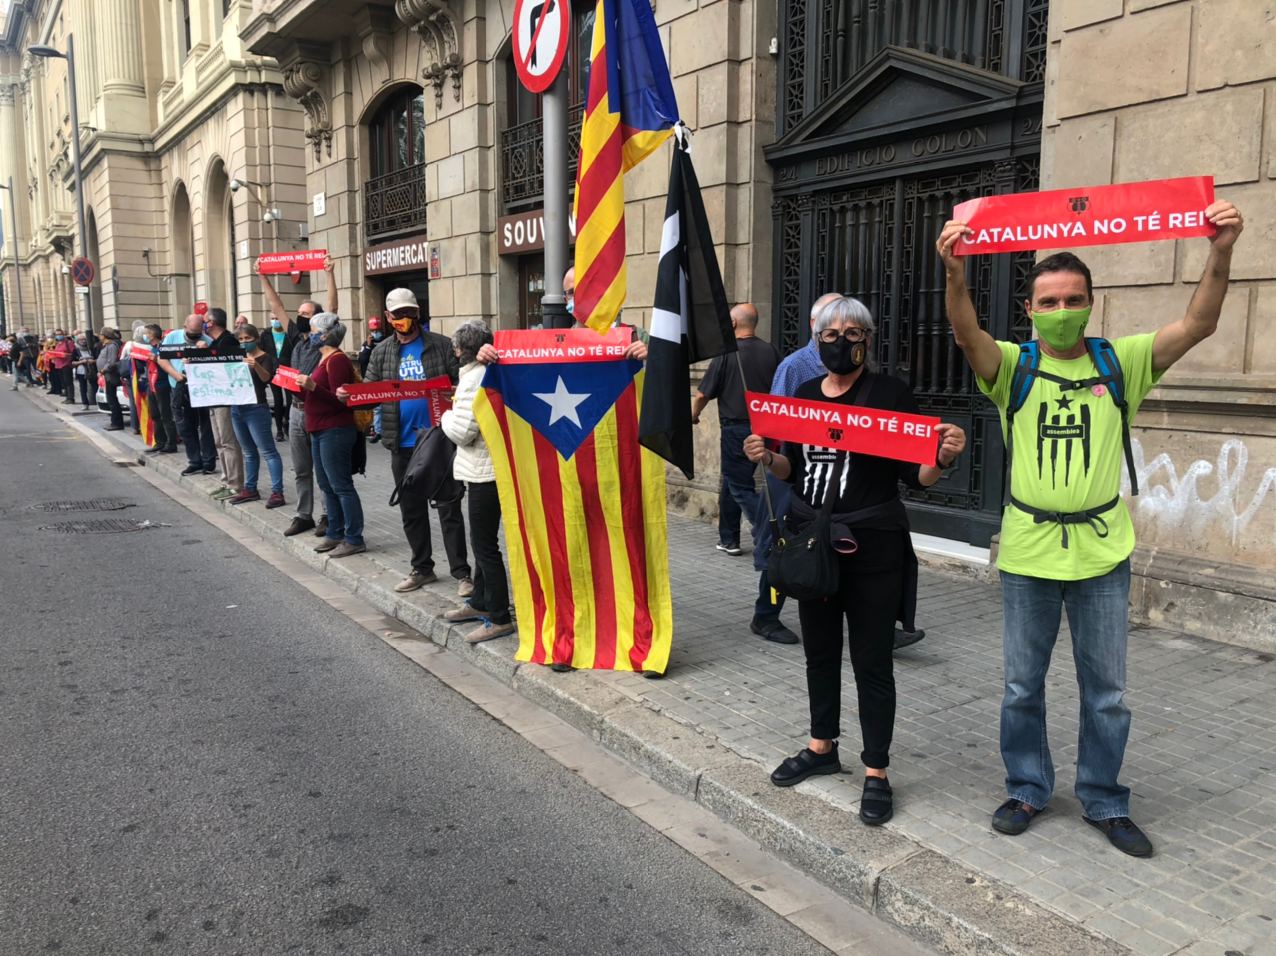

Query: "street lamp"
left=29, top=37, right=93, bottom=344
left=0, top=177, right=23, bottom=335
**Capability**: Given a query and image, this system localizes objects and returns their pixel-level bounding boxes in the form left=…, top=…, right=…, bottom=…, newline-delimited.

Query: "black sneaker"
left=750, top=617, right=799, bottom=645
left=770, top=743, right=841, bottom=787
left=180, top=464, right=203, bottom=476
left=860, top=776, right=893, bottom=826
left=1084, top=815, right=1154, bottom=858
left=992, top=798, right=1040, bottom=836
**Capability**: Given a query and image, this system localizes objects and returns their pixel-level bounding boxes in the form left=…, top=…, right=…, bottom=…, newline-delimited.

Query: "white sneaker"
left=716, top=543, right=743, bottom=556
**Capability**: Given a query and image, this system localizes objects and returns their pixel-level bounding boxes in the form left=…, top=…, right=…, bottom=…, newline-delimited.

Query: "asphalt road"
left=0, top=390, right=836, bottom=955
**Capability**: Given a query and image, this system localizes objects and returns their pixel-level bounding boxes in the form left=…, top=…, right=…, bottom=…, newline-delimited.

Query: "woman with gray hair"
left=744, top=295, right=967, bottom=826
left=440, top=320, right=514, bottom=643
left=295, top=313, right=365, bottom=558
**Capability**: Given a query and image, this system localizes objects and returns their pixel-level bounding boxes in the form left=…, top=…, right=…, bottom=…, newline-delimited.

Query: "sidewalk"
left=23, top=387, right=1276, bottom=956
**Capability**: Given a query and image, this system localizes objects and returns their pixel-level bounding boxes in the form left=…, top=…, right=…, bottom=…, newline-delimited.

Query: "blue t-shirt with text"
left=397, top=337, right=432, bottom=449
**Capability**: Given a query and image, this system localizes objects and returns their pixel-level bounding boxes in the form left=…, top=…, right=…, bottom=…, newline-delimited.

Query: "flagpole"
left=541, top=69, right=570, bottom=329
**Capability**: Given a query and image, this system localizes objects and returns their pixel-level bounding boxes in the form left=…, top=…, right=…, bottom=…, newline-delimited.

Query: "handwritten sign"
left=187, top=360, right=257, bottom=407
left=272, top=365, right=303, bottom=393
left=257, top=249, right=328, bottom=274
left=747, top=392, right=941, bottom=467
left=493, top=327, right=632, bottom=364
left=953, top=176, right=1216, bottom=255
left=343, top=376, right=454, bottom=420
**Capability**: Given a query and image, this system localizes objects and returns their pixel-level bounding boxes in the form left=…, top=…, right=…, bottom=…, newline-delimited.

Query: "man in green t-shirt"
left=936, top=199, right=1244, bottom=858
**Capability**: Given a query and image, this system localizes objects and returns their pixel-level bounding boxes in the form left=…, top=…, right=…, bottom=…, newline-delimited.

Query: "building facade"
left=3, top=0, right=1274, bottom=644
left=0, top=0, right=313, bottom=339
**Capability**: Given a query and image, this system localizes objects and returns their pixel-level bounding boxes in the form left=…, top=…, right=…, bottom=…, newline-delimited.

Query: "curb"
left=34, top=393, right=1128, bottom=956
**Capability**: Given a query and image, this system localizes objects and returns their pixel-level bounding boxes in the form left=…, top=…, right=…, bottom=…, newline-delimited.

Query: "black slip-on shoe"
left=751, top=617, right=800, bottom=645
left=771, top=744, right=841, bottom=787
left=1084, top=815, right=1154, bottom=858
left=893, top=627, right=925, bottom=650
left=992, top=798, right=1041, bottom=835
left=180, top=464, right=204, bottom=476
left=860, top=776, right=893, bottom=826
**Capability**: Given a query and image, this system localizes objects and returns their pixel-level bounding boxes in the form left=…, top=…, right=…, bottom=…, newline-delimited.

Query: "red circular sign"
left=512, top=0, right=571, bottom=94
left=71, top=256, right=95, bottom=286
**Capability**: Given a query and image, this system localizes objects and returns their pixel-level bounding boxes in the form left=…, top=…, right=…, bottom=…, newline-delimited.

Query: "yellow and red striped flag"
left=474, top=329, right=672, bottom=672
left=573, top=0, right=680, bottom=333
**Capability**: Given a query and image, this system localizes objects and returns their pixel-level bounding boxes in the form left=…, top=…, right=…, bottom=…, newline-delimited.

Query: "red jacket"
left=305, top=350, right=356, bottom=433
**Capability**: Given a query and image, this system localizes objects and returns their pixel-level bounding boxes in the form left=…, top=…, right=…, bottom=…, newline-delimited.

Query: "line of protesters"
left=19, top=196, right=1239, bottom=859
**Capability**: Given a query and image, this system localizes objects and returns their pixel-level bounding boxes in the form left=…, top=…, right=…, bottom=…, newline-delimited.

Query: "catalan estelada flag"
left=474, top=329, right=673, bottom=673
left=130, top=348, right=154, bottom=447
left=573, top=0, right=679, bottom=333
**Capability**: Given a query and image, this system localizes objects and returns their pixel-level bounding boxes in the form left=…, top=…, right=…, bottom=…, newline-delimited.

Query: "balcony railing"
left=365, top=163, right=427, bottom=242
left=500, top=103, right=584, bottom=210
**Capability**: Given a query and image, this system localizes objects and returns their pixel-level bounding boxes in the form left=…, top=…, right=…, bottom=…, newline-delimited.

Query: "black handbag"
left=765, top=450, right=846, bottom=601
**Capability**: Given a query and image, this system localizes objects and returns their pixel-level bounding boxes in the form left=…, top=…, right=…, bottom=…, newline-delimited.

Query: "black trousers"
left=797, top=544, right=904, bottom=770
left=60, top=365, right=75, bottom=397
left=103, top=373, right=124, bottom=427
left=172, top=382, right=216, bottom=468
left=76, top=371, right=93, bottom=406
left=389, top=449, right=471, bottom=579
left=150, top=385, right=179, bottom=450
left=269, top=383, right=288, bottom=436
left=466, top=480, right=511, bottom=624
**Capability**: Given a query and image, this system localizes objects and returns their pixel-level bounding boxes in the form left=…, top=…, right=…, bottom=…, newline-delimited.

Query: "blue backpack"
left=1004, top=337, right=1138, bottom=502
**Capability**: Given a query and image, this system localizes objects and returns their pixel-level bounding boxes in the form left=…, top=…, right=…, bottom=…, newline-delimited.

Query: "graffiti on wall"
left=1127, top=438, right=1276, bottom=545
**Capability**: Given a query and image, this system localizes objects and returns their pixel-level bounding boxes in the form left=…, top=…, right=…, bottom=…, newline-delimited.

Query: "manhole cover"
left=33, top=499, right=135, bottom=513
left=39, top=518, right=147, bottom=535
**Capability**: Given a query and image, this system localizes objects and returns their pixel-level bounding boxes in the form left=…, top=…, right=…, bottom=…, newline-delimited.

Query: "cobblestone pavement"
left=65, top=401, right=1276, bottom=956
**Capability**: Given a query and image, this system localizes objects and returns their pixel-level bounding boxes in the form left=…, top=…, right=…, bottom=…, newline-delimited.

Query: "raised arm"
left=1151, top=200, right=1243, bottom=374
left=255, top=258, right=290, bottom=329
left=936, top=221, right=1003, bottom=383
left=323, top=256, right=338, bottom=315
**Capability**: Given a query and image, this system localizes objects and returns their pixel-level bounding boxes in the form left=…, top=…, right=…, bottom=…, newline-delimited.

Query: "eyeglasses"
left=816, top=327, right=869, bottom=344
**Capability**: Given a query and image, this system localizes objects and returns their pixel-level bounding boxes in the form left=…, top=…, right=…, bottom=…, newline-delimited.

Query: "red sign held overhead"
left=257, top=249, right=328, bottom=274
left=512, top=0, right=570, bottom=94
left=70, top=257, right=95, bottom=286
left=952, top=176, right=1216, bottom=255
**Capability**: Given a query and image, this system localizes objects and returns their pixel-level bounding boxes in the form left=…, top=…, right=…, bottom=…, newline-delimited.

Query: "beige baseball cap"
left=385, top=288, right=419, bottom=312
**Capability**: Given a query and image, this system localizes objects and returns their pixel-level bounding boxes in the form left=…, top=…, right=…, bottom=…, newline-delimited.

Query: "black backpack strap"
left=1085, top=337, right=1137, bottom=496
left=1003, top=343, right=1040, bottom=506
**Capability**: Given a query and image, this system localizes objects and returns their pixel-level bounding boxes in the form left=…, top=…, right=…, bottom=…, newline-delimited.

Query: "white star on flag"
left=534, top=376, right=590, bottom=427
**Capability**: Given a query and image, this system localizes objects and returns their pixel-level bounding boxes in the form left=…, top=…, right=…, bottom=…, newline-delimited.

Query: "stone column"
left=99, top=0, right=146, bottom=93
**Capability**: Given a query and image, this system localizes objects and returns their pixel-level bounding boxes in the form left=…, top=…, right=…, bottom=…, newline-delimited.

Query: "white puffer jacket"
left=440, top=361, right=495, bottom=484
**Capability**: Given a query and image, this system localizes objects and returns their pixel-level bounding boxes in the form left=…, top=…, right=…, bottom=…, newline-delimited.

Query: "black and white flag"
left=638, top=127, right=736, bottom=479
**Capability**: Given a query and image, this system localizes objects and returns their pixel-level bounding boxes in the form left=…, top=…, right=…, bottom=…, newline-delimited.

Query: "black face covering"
left=818, top=337, right=867, bottom=375
left=185, top=331, right=202, bottom=344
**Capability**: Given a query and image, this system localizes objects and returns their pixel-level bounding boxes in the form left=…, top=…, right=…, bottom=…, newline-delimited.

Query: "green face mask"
left=1031, top=306, right=1091, bottom=351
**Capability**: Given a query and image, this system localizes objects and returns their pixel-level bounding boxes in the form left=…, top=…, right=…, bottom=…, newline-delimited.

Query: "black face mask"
left=185, top=332, right=202, bottom=343
left=818, top=337, right=867, bottom=375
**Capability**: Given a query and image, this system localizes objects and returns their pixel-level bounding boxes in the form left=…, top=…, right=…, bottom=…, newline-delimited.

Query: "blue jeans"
left=752, top=474, right=791, bottom=621
left=231, top=403, right=283, bottom=494
left=1000, top=559, right=1132, bottom=819
left=717, top=422, right=760, bottom=548
left=311, top=426, right=364, bottom=545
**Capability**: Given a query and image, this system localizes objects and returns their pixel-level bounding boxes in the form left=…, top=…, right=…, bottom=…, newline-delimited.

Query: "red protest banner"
left=746, top=392, right=941, bottom=467
left=952, top=176, right=1215, bottom=255
left=494, top=327, right=632, bottom=364
left=128, top=343, right=155, bottom=363
left=344, top=376, right=454, bottom=409
left=272, top=365, right=303, bottom=392
left=257, top=249, right=328, bottom=274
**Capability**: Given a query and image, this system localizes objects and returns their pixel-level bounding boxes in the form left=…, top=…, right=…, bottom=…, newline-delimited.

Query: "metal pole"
left=66, top=35, right=94, bottom=346
left=5, top=175, right=22, bottom=333
left=540, top=69, right=569, bottom=330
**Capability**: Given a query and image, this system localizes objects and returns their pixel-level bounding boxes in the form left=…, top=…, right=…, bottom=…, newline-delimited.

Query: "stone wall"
left=1041, top=0, right=1276, bottom=646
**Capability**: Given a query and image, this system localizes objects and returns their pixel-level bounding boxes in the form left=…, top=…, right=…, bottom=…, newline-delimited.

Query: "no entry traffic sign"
left=71, top=256, right=95, bottom=287
left=512, top=0, right=570, bottom=94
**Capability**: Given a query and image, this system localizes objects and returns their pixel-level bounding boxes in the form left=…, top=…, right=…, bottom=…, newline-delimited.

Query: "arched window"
left=368, top=88, right=426, bottom=179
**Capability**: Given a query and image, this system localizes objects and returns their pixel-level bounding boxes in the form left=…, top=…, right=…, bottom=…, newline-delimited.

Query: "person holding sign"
left=228, top=325, right=285, bottom=509
left=936, top=198, right=1243, bottom=857
left=159, top=314, right=216, bottom=477
left=743, top=296, right=966, bottom=826
left=349, top=288, right=472, bottom=597
left=294, top=314, right=365, bottom=559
